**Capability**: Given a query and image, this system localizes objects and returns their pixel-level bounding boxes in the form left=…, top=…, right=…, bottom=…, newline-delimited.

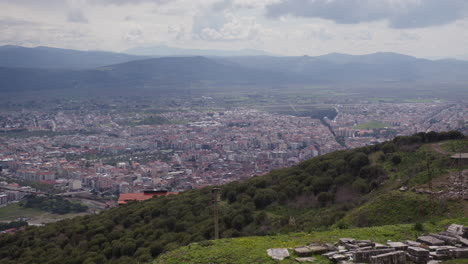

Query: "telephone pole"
left=426, top=154, right=434, bottom=214
left=212, top=187, right=220, bottom=240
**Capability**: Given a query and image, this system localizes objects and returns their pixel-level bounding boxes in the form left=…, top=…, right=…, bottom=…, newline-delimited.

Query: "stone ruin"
left=267, top=224, right=468, bottom=263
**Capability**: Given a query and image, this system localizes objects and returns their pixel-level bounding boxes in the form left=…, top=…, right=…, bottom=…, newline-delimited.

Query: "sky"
left=1, top=0, right=468, bottom=58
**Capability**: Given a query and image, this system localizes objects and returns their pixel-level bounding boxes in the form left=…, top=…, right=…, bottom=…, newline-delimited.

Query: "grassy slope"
left=155, top=139, right=468, bottom=263
left=154, top=218, right=468, bottom=264
left=338, top=140, right=468, bottom=228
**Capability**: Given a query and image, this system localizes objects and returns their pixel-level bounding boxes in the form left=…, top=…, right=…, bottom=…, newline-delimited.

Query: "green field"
left=154, top=218, right=468, bottom=264
left=353, top=120, right=390, bottom=130
left=0, top=203, right=85, bottom=224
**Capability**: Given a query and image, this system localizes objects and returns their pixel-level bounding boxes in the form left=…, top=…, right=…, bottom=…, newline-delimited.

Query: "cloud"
left=212, top=0, right=232, bottom=11
left=266, top=0, right=468, bottom=28
left=67, top=9, right=88, bottom=23
left=89, top=0, right=171, bottom=5
left=192, top=11, right=265, bottom=41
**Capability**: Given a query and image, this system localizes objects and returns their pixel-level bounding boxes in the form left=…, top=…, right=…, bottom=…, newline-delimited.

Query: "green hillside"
left=155, top=218, right=468, bottom=264
left=0, top=131, right=466, bottom=264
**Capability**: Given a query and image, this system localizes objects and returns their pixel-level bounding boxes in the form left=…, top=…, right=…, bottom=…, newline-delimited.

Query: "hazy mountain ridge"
left=0, top=45, right=144, bottom=69
left=124, top=44, right=276, bottom=57
left=1, top=46, right=468, bottom=97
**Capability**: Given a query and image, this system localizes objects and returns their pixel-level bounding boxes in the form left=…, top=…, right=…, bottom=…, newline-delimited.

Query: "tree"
left=253, top=189, right=277, bottom=209
left=317, top=192, right=334, bottom=207
left=350, top=152, right=370, bottom=169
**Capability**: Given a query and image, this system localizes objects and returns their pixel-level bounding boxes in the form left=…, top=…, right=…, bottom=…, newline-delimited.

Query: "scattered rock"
left=267, top=248, right=290, bottom=260
left=269, top=224, right=468, bottom=263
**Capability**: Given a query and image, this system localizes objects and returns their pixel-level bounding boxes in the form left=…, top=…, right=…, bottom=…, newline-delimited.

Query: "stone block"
left=459, top=237, right=468, bottom=247
left=294, top=247, right=314, bottom=257
left=353, top=248, right=395, bottom=263
left=295, top=257, right=316, bottom=262
left=430, top=233, right=459, bottom=245
left=308, top=245, right=329, bottom=254
left=447, top=224, right=468, bottom=237
left=406, top=252, right=429, bottom=264
left=337, top=246, right=347, bottom=252
left=387, top=242, right=408, bottom=250
left=323, top=251, right=339, bottom=258
left=429, top=251, right=450, bottom=261
left=331, top=254, right=348, bottom=262
left=339, top=238, right=355, bottom=245
left=370, top=250, right=406, bottom=264
left=417, top=236, right=445, bottom=246
left=439, top=231, right=460, bottom=238
left=435, top=246, right=457, bottom=254
left=450, top=248, right=468, bottom=258
left=267, top=248, right=290, bottom=260
left=356, top=240, right=375, bottom=248
left=344, top=243, right=359, bottom=250
left=407, top=246, right=429, bottom=257
left=405, top=240, right=421, bottom=247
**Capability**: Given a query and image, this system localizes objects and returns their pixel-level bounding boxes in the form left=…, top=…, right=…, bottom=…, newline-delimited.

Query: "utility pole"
left=212, top=187, right=220, bottom=240
left=426, top=154, right=434, bottom=215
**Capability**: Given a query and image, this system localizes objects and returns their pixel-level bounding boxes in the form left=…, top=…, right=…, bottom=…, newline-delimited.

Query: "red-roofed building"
left=117, top=190, right=178, bottom=205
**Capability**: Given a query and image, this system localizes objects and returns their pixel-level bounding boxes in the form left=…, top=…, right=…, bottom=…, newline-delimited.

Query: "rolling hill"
left=0, top=131, right=465, bottom=264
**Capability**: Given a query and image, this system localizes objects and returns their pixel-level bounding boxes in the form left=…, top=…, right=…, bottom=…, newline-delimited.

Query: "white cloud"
left=0, top=0, right=467, bottom=58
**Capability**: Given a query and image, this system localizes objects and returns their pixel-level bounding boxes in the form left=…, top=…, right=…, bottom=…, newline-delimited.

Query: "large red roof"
left=118, top=191, right=178, bottom=205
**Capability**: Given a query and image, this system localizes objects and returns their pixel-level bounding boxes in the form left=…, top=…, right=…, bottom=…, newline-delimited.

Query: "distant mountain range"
left=0, top=45, right=467, bottom=97
left=0, top=45, right=143, bottom=69
left=124, top=44, right=275, bottom=57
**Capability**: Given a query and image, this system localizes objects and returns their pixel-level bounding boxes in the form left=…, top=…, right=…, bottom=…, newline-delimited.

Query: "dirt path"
left=429, top=143, right=449, bottom=155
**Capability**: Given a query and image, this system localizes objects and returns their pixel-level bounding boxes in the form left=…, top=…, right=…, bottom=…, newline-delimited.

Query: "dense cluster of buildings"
left=0, top=102, right=466, bottom=198
left=0, top=109, right=340, bottom=194
left=329, top=103, right=467, bottom=148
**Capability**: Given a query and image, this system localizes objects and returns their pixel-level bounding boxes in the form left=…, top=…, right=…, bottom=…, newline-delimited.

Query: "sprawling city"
left=1, top=98, right=466, bottom=212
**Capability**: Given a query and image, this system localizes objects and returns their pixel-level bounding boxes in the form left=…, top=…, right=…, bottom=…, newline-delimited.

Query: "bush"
left=391, top=154, right=402, bottom=165
left=414, top=222, right=424, bottom=232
